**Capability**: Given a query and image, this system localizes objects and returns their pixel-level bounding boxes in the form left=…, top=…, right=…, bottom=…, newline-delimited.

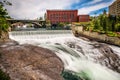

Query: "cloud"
left=81, top=0, right=102, bottom=7
left=5, top=0, right=79, bottom=19
left=78, top=0, right=114, bottom=15
left=5, top=0, right=115, bottom=19
left=88, top=0, right=102, bottom=5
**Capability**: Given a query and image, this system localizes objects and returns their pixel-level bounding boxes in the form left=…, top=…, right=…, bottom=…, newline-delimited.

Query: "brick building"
left=109, top=0, right=120, bottom=16
left=78, top=15, right=90, bottom=22
left=46, top=10, right=90, bottom=24
left=46, top=10, right=78, bottom=24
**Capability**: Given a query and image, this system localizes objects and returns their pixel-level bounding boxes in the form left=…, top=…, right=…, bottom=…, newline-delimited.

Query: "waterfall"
left=9, top=30, right=73, bottom=44
left=9, top=30, right=120, bottom=80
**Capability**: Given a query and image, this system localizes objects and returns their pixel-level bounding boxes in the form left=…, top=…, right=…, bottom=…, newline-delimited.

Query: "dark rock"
left=94, top=43, right=120, bottom=73
left=0, top=41, right=64, bottom=80
left=61, top=70, right=81, bottom=80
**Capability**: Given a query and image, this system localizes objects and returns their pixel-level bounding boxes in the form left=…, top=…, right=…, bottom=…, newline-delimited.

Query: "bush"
left=107, top=31, right=118, bottom=37
left=115, top=23, right=120, bottom=32
left=98, top=30, right=105, bottom=34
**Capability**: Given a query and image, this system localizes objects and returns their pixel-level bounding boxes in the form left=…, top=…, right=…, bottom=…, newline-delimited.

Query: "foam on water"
left=9, top=30, right=120, bottom=80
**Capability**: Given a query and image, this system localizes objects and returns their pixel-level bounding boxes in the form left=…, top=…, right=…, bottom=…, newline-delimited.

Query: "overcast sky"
left=4, top=0, right=115, bottom=19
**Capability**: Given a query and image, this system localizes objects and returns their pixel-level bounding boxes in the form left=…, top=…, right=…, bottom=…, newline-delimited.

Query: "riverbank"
left=72, top=28, right=120, bottom=47
left=0, top=40, right=64, bottom=80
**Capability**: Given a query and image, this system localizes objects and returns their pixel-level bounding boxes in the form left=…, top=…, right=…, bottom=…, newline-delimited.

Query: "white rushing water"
left=9, top=30, right=120, bottom=80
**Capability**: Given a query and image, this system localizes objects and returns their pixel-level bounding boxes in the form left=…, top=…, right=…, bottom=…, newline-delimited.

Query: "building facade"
left=109, top=0, right=120, bottom=16
left=78, top=15, right=90, bottom=22
left=47, top=10, right=78, bottom=24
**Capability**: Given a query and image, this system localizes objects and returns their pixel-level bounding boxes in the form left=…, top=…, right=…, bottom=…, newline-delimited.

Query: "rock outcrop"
left=65, top=40, right=120, bottom=73
left=0, top=40, right=63, bottom=80
left=95, top=43, right=120, bottom=73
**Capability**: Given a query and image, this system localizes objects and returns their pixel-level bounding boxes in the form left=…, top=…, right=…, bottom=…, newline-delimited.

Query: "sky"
left=4, top=0, right=115, bottom=19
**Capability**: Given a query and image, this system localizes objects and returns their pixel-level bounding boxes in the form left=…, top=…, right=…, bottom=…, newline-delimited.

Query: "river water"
left=9, top=30, right=120, bottom=80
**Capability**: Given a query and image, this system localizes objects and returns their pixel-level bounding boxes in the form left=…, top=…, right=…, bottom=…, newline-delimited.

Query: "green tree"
left=115, top=16, right=120, bottom=31
left=91, top=9, right=119, bottom=34
left=58, top=22, right=64, bottom=27
left=115, top=23, right=120, bottom=32
left=92, top=11, right=109, bottom=32
left=108, top=15, right=118, bottom=32
left=102, top=15, right=108, bottom=32
left=0, top=0, right=11, bottom=40
left=46, top=19, right=51, bottom=29
left=93, top=17, right=100, bottom=30
left=99, top=14, right=109, bottom=32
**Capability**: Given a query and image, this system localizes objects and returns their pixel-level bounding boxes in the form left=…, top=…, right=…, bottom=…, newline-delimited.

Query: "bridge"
left=7, top=19, right=46, bottom=28
left=7, top=19, right=45, bottom=23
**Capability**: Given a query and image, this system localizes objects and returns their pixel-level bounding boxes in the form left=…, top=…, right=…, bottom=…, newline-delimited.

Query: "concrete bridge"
left=7, top=19, right=46, bottom=28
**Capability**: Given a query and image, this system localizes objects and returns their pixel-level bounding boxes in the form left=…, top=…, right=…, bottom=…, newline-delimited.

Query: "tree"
left=115, top=16, right=120, bottom=31
left=37, top=17, right=43, bottom=20
left=108, top=15, right=117, bottom=31
left=93, top=17, right=100, bottom=30
left=91, top=10, right=119, bottom=34
left=58, top=22, right=64, bottom=27
left=92, top=11, right=110, bottom=32
left=0, top=0, right=11, bottom=40
left=102, top=15, right=108, bottom=32
left=103, top=9, right=107, bottom=15
left=0, top=0, right=12, bottom=6
left=115, top=23, right=120, bottom=32
left=46, top=19, right=51, bottom=29
left=44, top=13, right=46, bottom=20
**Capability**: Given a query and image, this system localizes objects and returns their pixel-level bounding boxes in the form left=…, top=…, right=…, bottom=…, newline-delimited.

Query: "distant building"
left=78, top=15, right=90, bottom=22
left=46, top=10, right=78, bottom=24
left=109, top=0, right=120, bottom=16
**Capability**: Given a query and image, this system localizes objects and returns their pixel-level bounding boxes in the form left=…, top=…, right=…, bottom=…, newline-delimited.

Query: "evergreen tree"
left=102, top=15, right=107, bottom=32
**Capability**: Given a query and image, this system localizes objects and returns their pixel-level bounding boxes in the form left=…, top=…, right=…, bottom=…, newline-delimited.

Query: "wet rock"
left=94, top=43, right=120, bottom=73
left=0, top=41, right=64, bottom=80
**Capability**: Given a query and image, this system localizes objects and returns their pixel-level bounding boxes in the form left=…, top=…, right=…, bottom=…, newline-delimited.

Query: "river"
left=9, top=30, right=120, bottom=80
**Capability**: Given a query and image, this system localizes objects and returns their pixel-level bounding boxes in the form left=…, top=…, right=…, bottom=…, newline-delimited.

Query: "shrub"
left=107, top=31, right=118, bottom=37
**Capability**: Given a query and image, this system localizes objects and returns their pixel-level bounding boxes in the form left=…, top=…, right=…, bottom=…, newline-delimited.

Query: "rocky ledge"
left=0, top=40, right=64, bottom=80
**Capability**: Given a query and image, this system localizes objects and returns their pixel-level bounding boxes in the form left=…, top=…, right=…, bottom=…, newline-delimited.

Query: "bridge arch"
left=7, top=19, right=46, bottom=30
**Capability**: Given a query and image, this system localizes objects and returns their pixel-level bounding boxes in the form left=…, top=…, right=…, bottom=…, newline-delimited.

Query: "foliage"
left=115, top=16, right=120, bottom=32
left=46, top=20, right=51, bottom=28
left=93, top=17, right=100, bottom=30
left=37, top=17, right=43, bottom=20
left=86, top=21, right=94, bottom=31
left=58, top=22, right=64, bottom=27
left=0, top=0, right=12, bottom=6
left=0, top=17, right=9, bottom=31
left=0, top=5, right=8, bottom=18
left=89, top=9, right=120, bottom=37
left=0, top=69, right=10, bottom=80
left=115, top=23, right=120, bottom=32
left=73, top=22, right=91, bottom=31
left=107, top=31, right=118, bottom=37
left=0, top=0, right=11, bottom=39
